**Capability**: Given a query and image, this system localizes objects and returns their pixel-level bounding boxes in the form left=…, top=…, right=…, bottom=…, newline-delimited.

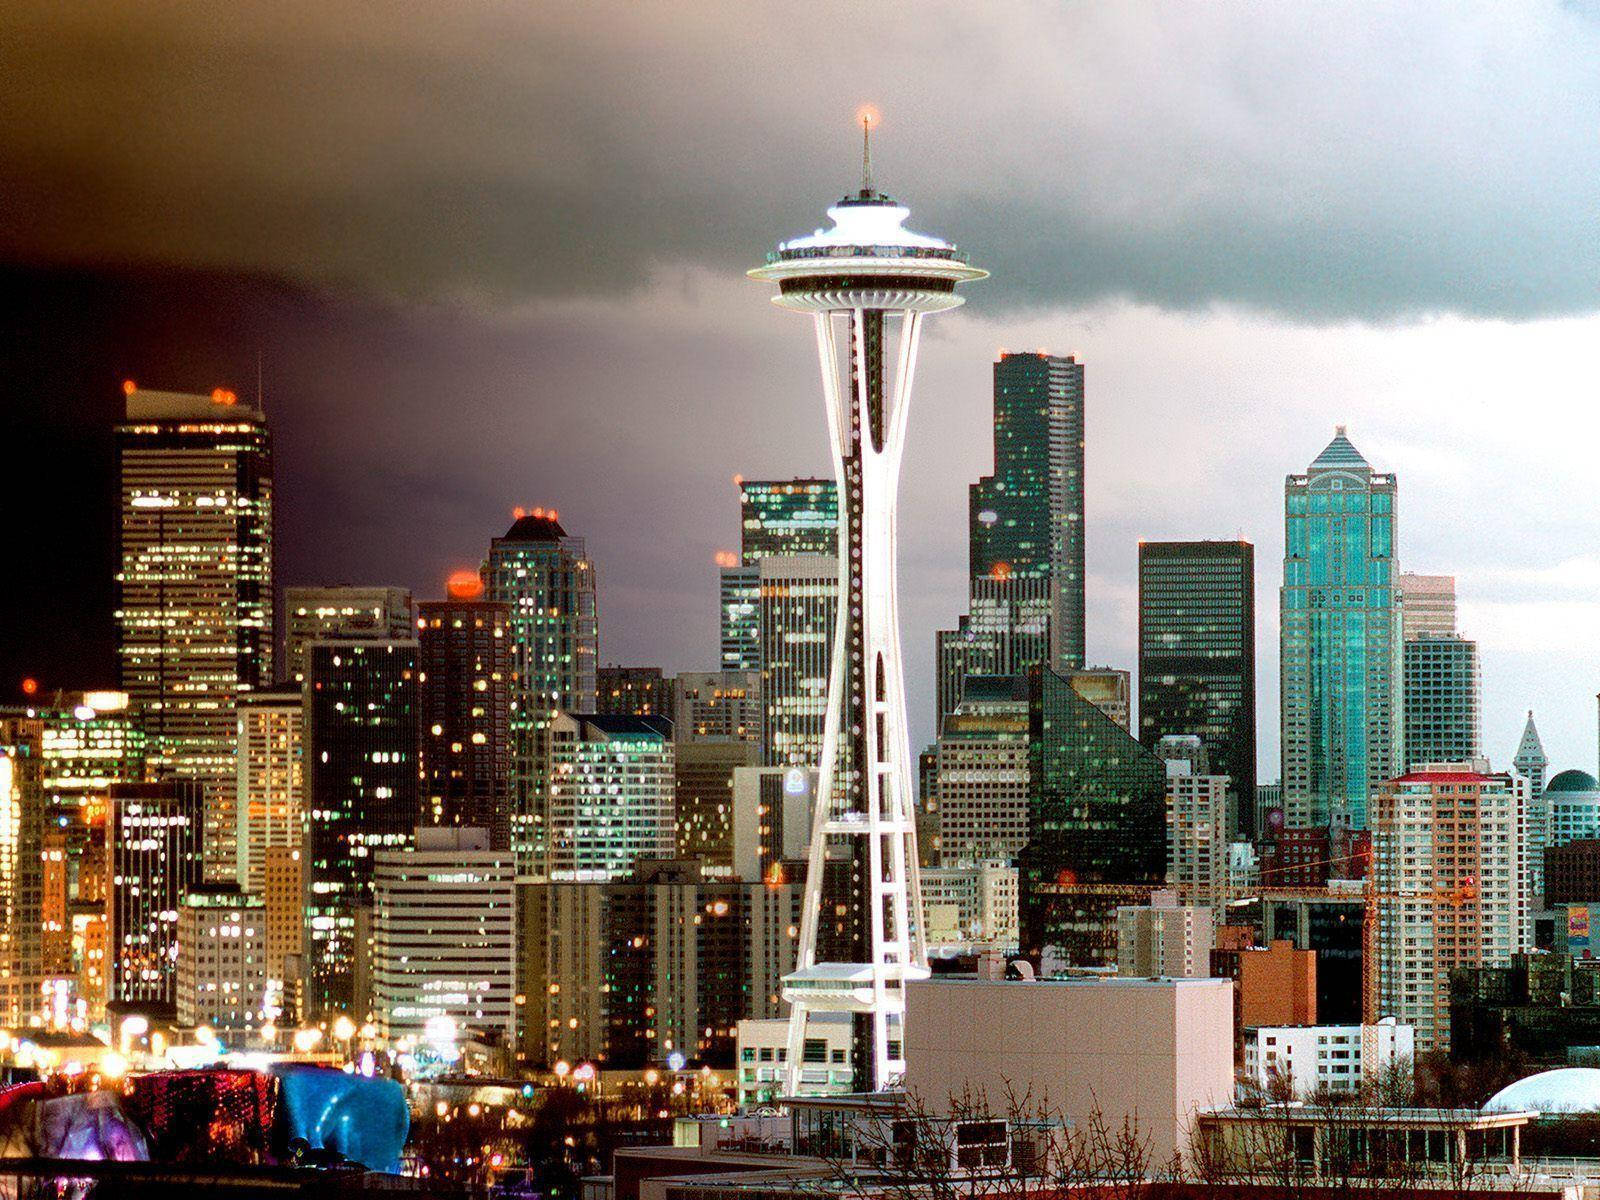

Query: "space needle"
left=750, top=111, right=986, bottom=1094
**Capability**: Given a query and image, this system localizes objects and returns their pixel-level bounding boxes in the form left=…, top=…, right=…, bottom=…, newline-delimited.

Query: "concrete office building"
left=176, top=886, right=269, bottom=1033
left=373, top=828, right=517, bottom=1045
left=905, top=976, right=1234, bottom=1167
left=931, top=675, right=1030, bottom=867
left=756, top=556, right=839, bottom=770
left=1243, top=1018, right=1416, bottom=1099
left=674, top=671, right=761, bottom=745
left=1115, top=891, right=1215, bottom=979
left=236, top=686, right=302, bottom=897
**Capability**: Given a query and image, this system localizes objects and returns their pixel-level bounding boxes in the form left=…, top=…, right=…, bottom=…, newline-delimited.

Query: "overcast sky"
left=5, top=2, right=1600, bottom=774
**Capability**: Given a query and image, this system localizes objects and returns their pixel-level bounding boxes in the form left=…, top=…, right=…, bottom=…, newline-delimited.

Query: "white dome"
left=1484, top=1068, right=1600, bottom=1114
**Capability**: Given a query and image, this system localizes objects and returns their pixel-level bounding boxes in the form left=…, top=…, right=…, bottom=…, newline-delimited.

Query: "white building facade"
left=372, top=827, right=517, bottom=1044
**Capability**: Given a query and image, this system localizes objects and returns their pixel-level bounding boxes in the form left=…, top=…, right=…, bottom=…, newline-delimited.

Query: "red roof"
left=1392, top=771, right=1496, bottom=785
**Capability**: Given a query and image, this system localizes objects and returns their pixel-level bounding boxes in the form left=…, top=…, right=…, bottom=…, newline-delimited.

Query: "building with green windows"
left=1280, top=428, right=1402, bottom=831
left=487, top=512, right=598, bottom=876
left=1138, top=540, right=1257, bottom=837
left=1018, top=666, right=1166, bottom=969
left=739, top=478, right=838, bottom=562
left=937, top=353, right=1085, bottom=731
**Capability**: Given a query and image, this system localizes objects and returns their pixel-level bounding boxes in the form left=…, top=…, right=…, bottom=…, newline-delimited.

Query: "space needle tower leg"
left=753, top=114, right=984, bottom=1097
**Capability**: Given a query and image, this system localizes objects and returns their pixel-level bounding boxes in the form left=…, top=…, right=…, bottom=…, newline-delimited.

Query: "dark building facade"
left=597, top=665, right=676, bottom=721
left=1018, top=666, right=1166, bottom=968
left=1138, top=540, right=1257, bottom=836
left=305, top=639, right=420, bottom=1015
left=1452, top=955, right=1600, bottom=1066
left=109, top=780, right=204, bottom=1006
left=739, top=478, right=839, bottom=563
left=967, top=352, right=1086, bottom=675
left=1547, top=840, right=1600, bottom=908
left=1402, top=634, right=1482, bottom=769
left=1261, top=896, right=1365, bottom=1025
left=418, top=587, right=512, bottom=846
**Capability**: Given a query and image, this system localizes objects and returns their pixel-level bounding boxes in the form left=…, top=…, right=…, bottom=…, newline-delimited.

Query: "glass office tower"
left=1280, top=428, right=1402, bottom=830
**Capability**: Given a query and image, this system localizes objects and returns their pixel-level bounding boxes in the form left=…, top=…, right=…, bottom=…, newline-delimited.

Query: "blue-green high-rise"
left=1280, top=428, right=1402, bottom=830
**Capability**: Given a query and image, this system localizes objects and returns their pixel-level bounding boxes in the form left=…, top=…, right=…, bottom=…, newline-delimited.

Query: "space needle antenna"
left=860, top=107, right=875, bottom=195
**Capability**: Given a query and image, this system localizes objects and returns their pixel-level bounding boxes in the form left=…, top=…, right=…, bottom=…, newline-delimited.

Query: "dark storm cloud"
left=4, top=2, right=1598, bottom=321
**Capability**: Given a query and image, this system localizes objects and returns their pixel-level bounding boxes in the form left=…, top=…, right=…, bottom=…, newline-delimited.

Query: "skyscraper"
left=236, top=685, right=304, bottom=896
left=283, top=586, right=413, bottom=684
left=304, top=639, right=420, bottom=1015
left=486, top=510, right=598, bottom=877
left=719, top=566, right=761, bottom=674
left=1403, top=634, right=1481, bottom=767
left=7, top=691, right=144, bottom=1022
left=970, top=352, right=1086, bottom=673
left=936, top=576, right=1051, bottom=730
left=116, top=386, right=272, bottom=879
left=596, top=665, right=674, bottom=720
left=757, top=556, right=839, bottom=769
left=740, top=478, right=839, bottom=561
left=1514, top=711, right=1548, bottom=799
left=1138, top=540, right=1257, bottom=836
left=936, top=352, right=1085, bottom=731
left=373, top=827, right=517, bottom=1046
left=1371, top=762, right=1529, bottom=1051
left=720, top=480, right=841, bottom=677
left=546, top=714, right=675, bottom=881
left=1280, top=428, right=1402, bottom=830
left=1018, top=666, right=1167, bottom=970
left=109, top=780, right=205, bottom=1006
left=418, top=576, right=512, bottom=845
left=749, top=137, right=984, bottom=1093
left=1398, top=572, right=1456, bottom=640
left=0, top=719, right=44, bottom=1025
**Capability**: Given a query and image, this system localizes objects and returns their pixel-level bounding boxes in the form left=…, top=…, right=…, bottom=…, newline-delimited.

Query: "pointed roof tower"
left=1309, top=424, right=1371, bottom=471
left=1514, top=710, right=1548, bottom=781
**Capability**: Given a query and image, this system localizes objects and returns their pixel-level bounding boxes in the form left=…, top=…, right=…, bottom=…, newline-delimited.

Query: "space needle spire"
left=750, top=112, right=986, bottom=1094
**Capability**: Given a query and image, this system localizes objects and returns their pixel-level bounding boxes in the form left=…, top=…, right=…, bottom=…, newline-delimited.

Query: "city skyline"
left=8, top=5, right=1600, bottom=784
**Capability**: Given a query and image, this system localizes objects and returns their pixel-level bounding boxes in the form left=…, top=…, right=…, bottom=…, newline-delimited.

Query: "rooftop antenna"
left=857, top=106, right=878, bottom=196
left=256, top=349, right=264, bottom=413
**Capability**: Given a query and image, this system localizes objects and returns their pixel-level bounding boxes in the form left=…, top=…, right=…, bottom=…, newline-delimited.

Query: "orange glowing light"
left=991, top=562, right=1012, bottom=580
left=447, top=571, right=484, bottom=601
left=856, top=104, right=880, bottom=131
left=211, top=388, right=237, bottom=406
left=1054, top=868, right=1077, bottom=888
left=20, top=678, right=38, bottom=697
left=713, top=550, right=738, bottom=568
left=513, top=507, right=526, bottom=519
left=121, top=380, right=137, bottom=396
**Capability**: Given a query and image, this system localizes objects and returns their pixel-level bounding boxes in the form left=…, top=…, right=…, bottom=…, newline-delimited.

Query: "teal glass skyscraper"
left=1280, top=428, right=1402, bottom=831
